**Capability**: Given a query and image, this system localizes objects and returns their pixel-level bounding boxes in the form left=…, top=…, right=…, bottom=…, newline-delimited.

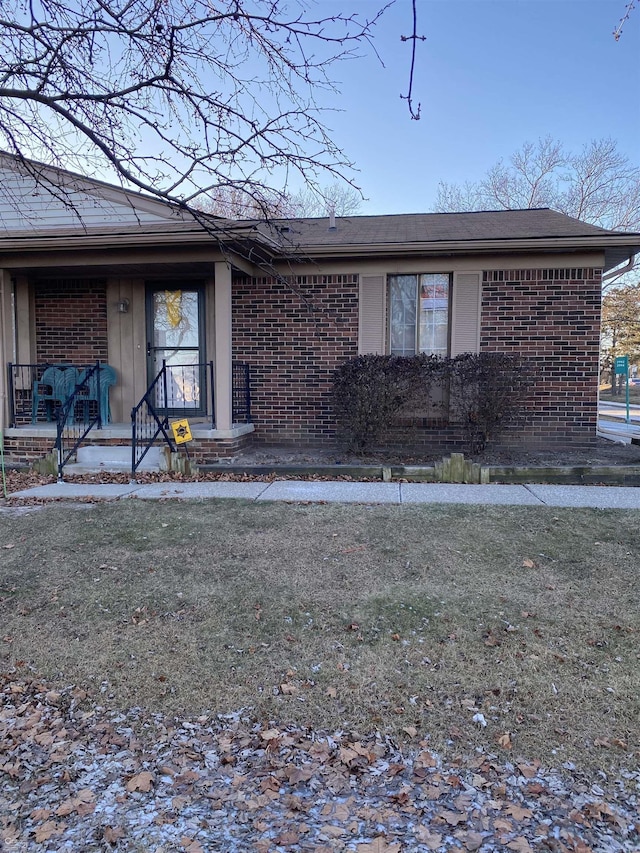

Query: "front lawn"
left=1, top=500, right=638, bottom=776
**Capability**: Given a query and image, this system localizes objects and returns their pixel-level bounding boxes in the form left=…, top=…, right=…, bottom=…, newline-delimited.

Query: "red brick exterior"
left=232, top=267, right=602, bottom=448
left=6, top=266, right=601, bottom=465
left=1, top=435, right=54, bottom=466
left=35, top=279, right=108, bottom=365
left=481, top=267, right=602, bottom=445
left=232, top=274, right=359, bottom=443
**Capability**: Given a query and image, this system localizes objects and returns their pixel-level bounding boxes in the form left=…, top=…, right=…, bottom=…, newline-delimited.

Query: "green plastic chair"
left=77, top=364, right=117, bottom=425
left=31, top=366, right=79, bottom=423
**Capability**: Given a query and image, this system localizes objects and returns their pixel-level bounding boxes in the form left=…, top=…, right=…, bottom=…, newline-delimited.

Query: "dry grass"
left=1, top=500, right=639, bottom=773
left=599, top=385, right=640, bottom=403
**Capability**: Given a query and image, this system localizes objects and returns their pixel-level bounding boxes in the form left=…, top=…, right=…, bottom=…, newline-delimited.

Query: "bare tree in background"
left=199, top=183, right=362, bottom=220
left=0, top=0, right=386, bottom=216
left=434, top=137, right=640, bottom=281
left=601, top=283, right=640, bottom=394
left=286, top=183, right=363, bottom=218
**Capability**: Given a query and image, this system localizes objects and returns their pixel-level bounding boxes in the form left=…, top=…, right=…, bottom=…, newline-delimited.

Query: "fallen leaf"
left=324, top=824, right=345, bottom=837
left=497, top=732, right=513, bottom=749
left=506, top=804, right=533, bottom=820
left=507, top=839, right=534, bottom=853
left=274, top=830, right=300, bottom=845
left=356, top=840, right=401, bottom=853
left=462, top=831, right=484, bottom=851
left=103, top=826, right=125, bottom=845
left=181, top=837, right=205, bottom=853
left=440, top=810, right=467, bottom=826
left=56, top=798, right=78, bottom=817
left=522, top=558, right=535, bottom=568
left=34, top=821, right=65, bottom=843
left=260, top=728, right=281, bottom=741
left=30, top=808, right=52, bottom=821
left=126, top=771, right=155, bottom=792
left=416, top=827, right=442, bottom=849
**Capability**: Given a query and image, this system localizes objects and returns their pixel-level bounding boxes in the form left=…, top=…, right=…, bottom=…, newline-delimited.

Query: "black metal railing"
left=232, top=361, right=252, bottom=423
left=7, top=363, right=73, bottom=426
left=131, top=362, right=177, bottom=478
left=9, top=360, right=251, bottom=428
left=55, top=362, right=102, bottom=480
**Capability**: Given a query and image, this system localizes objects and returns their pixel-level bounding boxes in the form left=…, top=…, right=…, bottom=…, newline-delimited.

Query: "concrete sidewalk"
left=6, top=479, right=640, bottom=508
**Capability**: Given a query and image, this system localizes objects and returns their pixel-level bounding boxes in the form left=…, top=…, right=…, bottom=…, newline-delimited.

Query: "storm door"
left=145, top=285, right=206, bottom=416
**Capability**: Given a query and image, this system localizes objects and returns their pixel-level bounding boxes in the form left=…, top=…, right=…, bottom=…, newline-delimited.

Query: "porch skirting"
left=1, top=423, right=254, bottom=467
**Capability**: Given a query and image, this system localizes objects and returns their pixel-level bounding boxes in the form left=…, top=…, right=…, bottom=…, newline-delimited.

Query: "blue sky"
left=314, top=0, right=640, bottom=214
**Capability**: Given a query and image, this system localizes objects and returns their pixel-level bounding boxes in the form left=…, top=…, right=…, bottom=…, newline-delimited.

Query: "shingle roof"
left=257, top=208, right=627, bottom=248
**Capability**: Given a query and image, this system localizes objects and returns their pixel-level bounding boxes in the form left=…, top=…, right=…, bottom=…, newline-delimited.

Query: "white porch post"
left=214, top=261, right=233, bottom=431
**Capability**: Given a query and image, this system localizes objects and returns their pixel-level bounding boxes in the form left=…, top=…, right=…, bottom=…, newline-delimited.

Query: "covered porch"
left=0, top=244, right=256, bottom=469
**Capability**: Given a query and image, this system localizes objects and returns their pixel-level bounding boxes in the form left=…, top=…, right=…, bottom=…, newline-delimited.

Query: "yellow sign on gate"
left=171, top=419, right=193, bottom=444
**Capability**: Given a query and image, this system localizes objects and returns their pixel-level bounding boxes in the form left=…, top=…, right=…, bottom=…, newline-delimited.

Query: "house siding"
left=35, top=279, right=108, bottom=364
left=0, top=160, right=177, bottom=232
left=232, top=274, right=359, bottom=442
left=480, top=267, right=602, bottom=445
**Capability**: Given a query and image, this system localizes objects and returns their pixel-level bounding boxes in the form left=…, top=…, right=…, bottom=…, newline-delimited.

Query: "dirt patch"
left=224, top=437, right=640, bottom=468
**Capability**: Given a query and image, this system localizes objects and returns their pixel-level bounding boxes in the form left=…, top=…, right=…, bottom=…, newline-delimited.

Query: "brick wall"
left=35, top=279, right=108, bottom=364
left=232, top=274, right=359, bottom=443
left=232, top=267, right=602, bottom=448
left=481, top=267, right=602, bottom=445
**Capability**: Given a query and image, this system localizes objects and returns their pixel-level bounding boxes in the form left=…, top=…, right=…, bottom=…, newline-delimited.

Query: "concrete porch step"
left=64, top=445, right=165, bottom=474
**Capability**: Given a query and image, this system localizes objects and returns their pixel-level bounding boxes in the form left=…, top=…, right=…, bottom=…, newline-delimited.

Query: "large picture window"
left=389, top=273, right=450, bottom=357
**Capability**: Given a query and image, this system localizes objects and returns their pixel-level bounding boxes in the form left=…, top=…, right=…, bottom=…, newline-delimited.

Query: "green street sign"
left=614, top=355, right=629, bottom=375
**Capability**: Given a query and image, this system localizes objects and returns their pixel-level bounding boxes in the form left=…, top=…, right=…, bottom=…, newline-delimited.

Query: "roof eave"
left=274, top=235, right=640, bottom=270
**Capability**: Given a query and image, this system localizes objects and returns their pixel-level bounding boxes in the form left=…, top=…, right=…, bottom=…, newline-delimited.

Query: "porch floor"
left=4, top=422, right=254, bottom=441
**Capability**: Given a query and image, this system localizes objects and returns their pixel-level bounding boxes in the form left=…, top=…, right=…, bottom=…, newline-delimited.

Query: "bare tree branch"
left=400, top=0, right=425, bottom=120
left=0, top=0, right=387, bottom=212
left=613, top=1, right=636, bottom=39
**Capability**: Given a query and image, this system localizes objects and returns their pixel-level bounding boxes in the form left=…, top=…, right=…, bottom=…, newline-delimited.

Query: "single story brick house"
left=1, top=154, right=639, bottom=467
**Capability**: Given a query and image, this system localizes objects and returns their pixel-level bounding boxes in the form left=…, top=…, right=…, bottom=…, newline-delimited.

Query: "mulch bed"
left=1, top=673, right=638, bottom=852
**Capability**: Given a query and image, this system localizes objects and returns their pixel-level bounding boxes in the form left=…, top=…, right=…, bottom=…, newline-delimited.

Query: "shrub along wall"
left=332, top=353, right=534, bottom=455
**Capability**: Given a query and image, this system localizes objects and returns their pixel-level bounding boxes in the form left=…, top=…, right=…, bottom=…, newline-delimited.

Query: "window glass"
left=419, top=274, right=449, bottom=357
left=389, top=275, right=417, bottom=356
left=389, top=273, right=450, bottom=356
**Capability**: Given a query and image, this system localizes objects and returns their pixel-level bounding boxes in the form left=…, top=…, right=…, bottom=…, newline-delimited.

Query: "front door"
left=146, top=284, right=206, bottom=416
